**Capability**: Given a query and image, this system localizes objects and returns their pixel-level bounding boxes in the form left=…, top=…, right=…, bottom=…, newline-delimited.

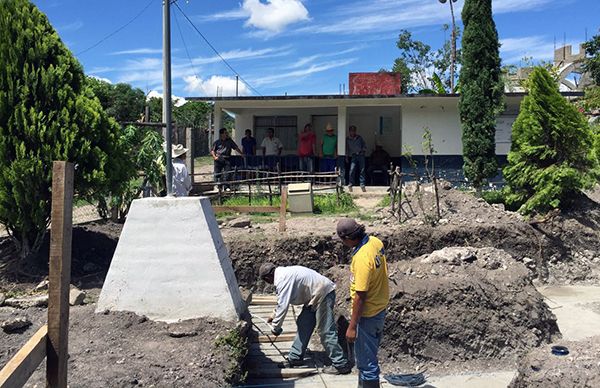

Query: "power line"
left=172, top=1, right=262, bottom=96
left=173, top=6, right=201, bottom=81
left=76, top=0, right=156, bottom=56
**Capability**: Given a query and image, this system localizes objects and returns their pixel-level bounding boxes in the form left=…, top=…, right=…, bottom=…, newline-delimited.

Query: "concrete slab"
left=96, top=197, right=245, bottom=322
left=538, top=285, right=600, bottom=341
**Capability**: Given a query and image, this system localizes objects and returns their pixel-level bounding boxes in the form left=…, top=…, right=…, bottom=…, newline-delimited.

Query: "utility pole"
left=163, top=0, right=173, bottom=196
left=236, top=75, right=239, bottom=97
left=439, top=0, right=458, bottom=93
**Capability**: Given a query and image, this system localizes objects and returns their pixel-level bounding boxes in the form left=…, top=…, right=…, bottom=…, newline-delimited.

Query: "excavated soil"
left=509, top=336, right=600, bottom=388
left=327, top=247, right=561, bottom=365
left=0, top=297, right=246, bottom=388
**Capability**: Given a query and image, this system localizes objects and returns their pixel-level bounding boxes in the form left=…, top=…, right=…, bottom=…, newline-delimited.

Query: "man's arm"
left=346, top=291, right=366, bottom=343
left=270, top=278, right=293, bottom=334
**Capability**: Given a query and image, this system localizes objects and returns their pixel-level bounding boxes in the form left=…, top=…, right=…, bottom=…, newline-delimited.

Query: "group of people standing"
left=211, top=124, right=391, bottom=189
left=259, top=218, right=389, bottom=387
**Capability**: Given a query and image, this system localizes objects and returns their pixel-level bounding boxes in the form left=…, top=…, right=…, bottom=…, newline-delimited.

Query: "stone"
left=168, top=330, right=198, bottom=338
left=523, top=257, right=534, bottom=265
left=438, top=218, right=449, bottom=225
left=441, top=180, right=453, bottom=190
left=69, top=288, right=86, bottom=306
left=229, top=217, right=251, bottom=228
left=5, top=295, right=48, bottom=309
left=0, top=293, right=5, bottom=306
left=2, top=317, right=32, bottom=333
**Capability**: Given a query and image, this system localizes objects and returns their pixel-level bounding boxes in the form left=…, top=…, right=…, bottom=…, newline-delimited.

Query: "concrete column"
left=213, top=106, right=222, bottom=133
left=337, top=105, right=347, bottom=156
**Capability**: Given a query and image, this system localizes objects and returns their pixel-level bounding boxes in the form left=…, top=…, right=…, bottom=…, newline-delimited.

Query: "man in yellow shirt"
left=337, top=218, right=389, bottom=388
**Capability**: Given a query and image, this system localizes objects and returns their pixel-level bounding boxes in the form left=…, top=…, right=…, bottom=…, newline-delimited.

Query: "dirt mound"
left=0, top=302, right=246, bottom=387
left=327, top=247, right=560, bottom=363
left=509, top=336, right=600, bottom=388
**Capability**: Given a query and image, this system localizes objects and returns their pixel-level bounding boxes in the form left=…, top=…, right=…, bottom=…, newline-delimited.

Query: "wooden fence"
left=0, top=162, right=73, bottom=388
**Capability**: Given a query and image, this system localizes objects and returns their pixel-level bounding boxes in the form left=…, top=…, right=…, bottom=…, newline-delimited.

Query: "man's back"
left=275, top=266, right=335, bottom=307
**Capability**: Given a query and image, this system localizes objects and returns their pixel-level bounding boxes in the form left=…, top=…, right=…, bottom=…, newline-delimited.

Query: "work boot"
left=277, top=358, right=305, bottom=368
left=361, top=185, right=366, bottom=192
left=322, top=364, right=352, bottom=375
left=362, top=379, right=380, bottom=387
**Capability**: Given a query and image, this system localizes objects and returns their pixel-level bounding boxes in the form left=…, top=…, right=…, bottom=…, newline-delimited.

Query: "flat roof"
left=186, top=91, right=583, bottom=102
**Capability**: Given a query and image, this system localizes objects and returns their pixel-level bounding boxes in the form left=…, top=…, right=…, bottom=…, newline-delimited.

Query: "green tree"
left=87, top=76, right=146, bottom=122
left=583, top=31, right=600, bottom=85
left=0, top=0, right=128, bottom=258
left=503, top=67, right=598, bottom=214
left=458, top=0, right=504, bottom=189
left=392, top=30, right=434, bottom=92
left=174, top=101, right=211, bottom=129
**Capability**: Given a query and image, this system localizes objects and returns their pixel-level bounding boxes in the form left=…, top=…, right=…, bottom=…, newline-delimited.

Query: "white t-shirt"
left=271, top=266, right=336, bottom=329
left=261, top=136, right=283, bottom=155
left=172, top=159, right=192, bottom=197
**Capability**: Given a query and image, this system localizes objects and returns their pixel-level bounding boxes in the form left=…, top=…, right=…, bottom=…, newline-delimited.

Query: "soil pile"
left=327, top=247, right=561, bottom=363
left=509, top=336, right=600, bottom=388
left=0, top=302, right=247, bottom=387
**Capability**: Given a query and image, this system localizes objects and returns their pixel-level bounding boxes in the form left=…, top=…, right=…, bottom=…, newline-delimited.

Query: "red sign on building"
left=349, top=72, right=402, bottom=95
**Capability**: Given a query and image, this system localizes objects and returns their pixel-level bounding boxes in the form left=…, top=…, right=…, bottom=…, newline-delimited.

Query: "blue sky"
left=33, top=0, right=599, bottom=98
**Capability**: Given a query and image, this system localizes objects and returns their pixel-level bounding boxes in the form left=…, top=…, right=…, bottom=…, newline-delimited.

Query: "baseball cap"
left=336, top=218, right=362, bottom=239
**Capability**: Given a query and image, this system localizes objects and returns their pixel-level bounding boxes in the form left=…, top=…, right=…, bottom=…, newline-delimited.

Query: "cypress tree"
left=0, top=0, right=128, bottom=258
left=458, top=0, right=504, bottom=189
left=503, top=67, right=597, bottom=214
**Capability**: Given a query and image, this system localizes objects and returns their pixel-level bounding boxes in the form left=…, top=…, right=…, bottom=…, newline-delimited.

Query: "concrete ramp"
left=96, top=197, right=245, bottom=322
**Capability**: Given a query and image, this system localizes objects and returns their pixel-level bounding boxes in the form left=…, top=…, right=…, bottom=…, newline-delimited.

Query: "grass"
left=194, top=156, right=214, bottom=169
left=215, top=327, right=248, bottom=384
left=213, top=192, right=357, bottom=216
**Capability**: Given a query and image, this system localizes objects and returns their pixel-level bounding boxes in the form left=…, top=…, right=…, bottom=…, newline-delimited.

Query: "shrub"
left=0, top=0, right=128, bottom=258
left=503, top=67, right=598, bottom=214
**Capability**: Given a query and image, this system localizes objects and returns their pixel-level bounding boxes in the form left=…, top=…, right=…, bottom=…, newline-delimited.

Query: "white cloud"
left=147, top=90, right=187, bottom=107
left=195, top=8, right=247, bottom=22
left=58, top=20, right=84, bottom=32
left=253, top=58, right=356, bottom=86
left=89, top=75, right=113, bottom=84
left=110, top=48, right=163, bottom=56
left=184, top=75, right=250, bottom=97
left=243, top=0, right=309, bottom=34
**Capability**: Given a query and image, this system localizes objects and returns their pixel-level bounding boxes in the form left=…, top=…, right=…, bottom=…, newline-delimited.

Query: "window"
left=254, top=116, right=298, bottom=150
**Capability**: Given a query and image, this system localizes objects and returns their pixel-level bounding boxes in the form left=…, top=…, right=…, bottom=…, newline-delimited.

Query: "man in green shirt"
left=320, top=123, right=338, bottom=172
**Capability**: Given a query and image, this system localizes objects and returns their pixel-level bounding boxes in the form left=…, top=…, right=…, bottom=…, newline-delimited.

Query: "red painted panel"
left=349, top=72, right=402, bottom=95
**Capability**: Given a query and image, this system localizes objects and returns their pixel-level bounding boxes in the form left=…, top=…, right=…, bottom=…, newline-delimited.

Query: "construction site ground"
left=0, top=184, right=599, bottom=387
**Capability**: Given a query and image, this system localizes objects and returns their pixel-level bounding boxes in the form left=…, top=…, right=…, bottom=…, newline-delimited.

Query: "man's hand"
left=267, top=315, right=274, bottom=324
left=346, top=326, right=357, bottom=343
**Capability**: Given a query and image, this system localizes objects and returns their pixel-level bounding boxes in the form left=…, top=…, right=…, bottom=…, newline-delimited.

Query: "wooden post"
left=185, top=127, right=194, bottom=183
left=47, top=161, right=74, bottom=388
left=279, top=186, right=287, bottom=233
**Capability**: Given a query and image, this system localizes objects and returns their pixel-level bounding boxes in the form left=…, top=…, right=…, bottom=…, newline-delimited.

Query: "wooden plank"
left=47, top=161, right=74, bottom=388
left=247, top=368, right=318, bottom=379
left=0, top=325, right=48, bottom=388
left=249, top=300, right=278, bottom=306
left=279, top=186, right=287, bottom=233
left=252, top=333, right=297, bottom=343
left=212, top=206, right=279, bottom=213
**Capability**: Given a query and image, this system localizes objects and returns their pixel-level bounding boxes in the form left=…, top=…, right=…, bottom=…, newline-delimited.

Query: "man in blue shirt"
left=241, top=129, right=256, bottom=156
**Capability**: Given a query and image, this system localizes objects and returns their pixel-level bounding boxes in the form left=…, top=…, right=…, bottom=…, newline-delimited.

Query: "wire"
left=172, top=1, right=263, bottom=96
left=76, top=0, right=156, bottom=56
left=173, top=6, right=201, bottom=81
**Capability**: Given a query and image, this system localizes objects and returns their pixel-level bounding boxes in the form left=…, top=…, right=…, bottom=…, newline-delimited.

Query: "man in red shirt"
left=298, top=123, right=316, bottom=173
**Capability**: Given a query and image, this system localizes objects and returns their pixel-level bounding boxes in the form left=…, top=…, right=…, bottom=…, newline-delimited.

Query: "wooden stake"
left=0, top=325, right=48, bottom=388
left=47, top=161, right=74, bottom=388
left=185, top=127, right=194, bottom=183
left=279, top=186, right=287, bottom=233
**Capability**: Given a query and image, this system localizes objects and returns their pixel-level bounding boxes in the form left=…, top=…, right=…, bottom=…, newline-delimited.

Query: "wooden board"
left=247, top=368, right=318, bottom=379
left=253, top=333, right=297, bottom=343
left=279, top=186, right=287, bottom=233
left=0, top=325, right=48, bottom=388
left=47, top=161, right=74, bottom=388
left=212, top=206, right=279, bottom=213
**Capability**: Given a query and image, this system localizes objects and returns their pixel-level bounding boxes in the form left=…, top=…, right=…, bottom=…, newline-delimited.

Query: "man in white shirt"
left=171, top=144, right=192, bottom=197
left=260, top=128, right=283, bottom=170
left=259, top=263, right=351, bottom=375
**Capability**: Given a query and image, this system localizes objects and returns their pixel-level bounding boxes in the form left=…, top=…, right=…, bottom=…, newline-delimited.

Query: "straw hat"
left=171, top=144, right=188, bottom=158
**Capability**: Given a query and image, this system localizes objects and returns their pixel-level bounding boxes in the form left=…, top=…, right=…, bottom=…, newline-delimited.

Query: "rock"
left=438, top=218, right=449, bottom=225
left=441, top=180, right=453, bottom=190
left=523, top=257, right=534, bottom=265
left=69, top=288, right=86, bottom=306
left=229, top=217, right=251, bottom=228
left=492, top=203, right=505, bottom=211
left=34, top=279, right=49, bottom=291
left=2, top=317, right=32, bottom=333
left=0, top=293, right=5, bottom=306
left=5, top=295, right=48, bottom=309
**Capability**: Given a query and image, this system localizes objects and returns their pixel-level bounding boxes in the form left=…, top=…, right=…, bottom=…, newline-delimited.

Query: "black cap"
left=336, top=218, right=363, bottom=239
left=258, top=263, right=276, bottom=280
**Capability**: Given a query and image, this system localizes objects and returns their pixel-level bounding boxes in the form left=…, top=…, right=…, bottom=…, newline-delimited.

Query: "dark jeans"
left=214, top=159, right=231, bottom=185
left=355, top=309, right=386, bottom=381
left=320, top=157, right=337, bottom=172
left=349, top=154, right=366, bottom=187
left=264, top=155, right=279, bottom=171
